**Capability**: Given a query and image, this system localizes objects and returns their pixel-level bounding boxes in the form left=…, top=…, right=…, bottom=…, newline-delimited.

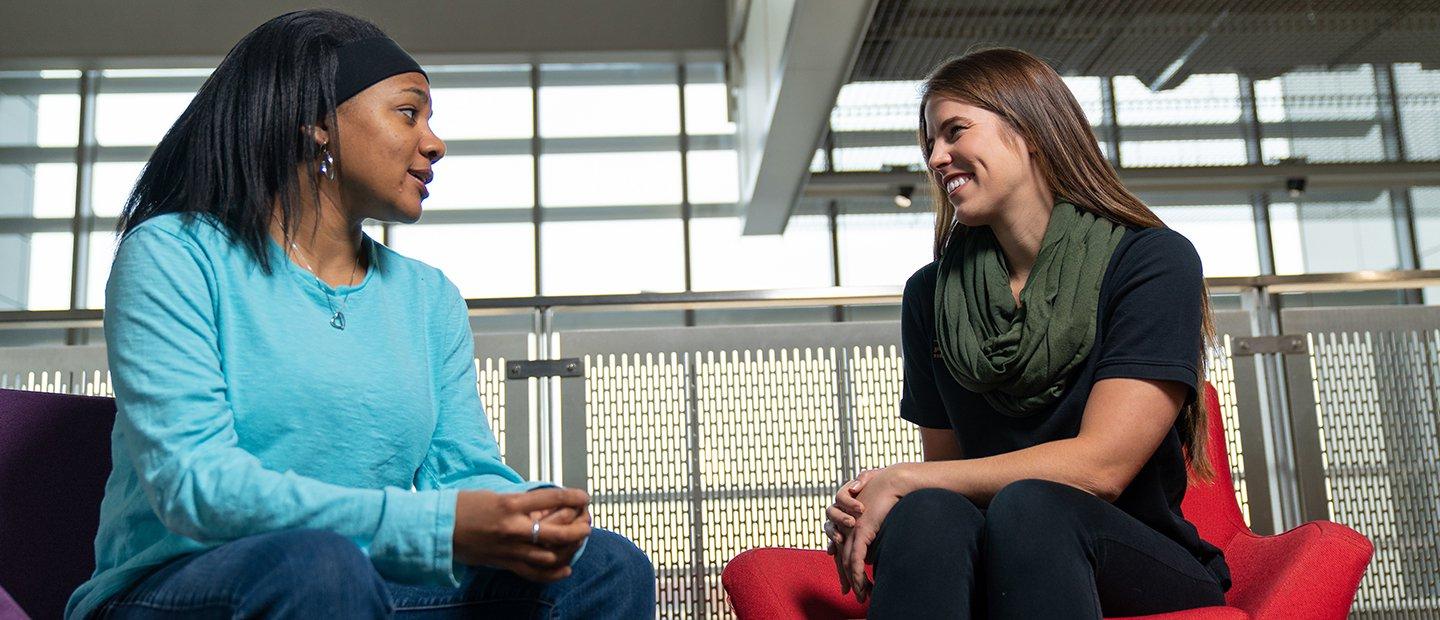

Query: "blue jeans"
left=96, top=528, right=655, bottom=619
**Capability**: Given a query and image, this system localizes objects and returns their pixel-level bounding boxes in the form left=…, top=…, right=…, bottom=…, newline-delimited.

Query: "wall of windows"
left=2, top=61, right=1438, bottom=329
left=821, top=62, right=1440, bottom=295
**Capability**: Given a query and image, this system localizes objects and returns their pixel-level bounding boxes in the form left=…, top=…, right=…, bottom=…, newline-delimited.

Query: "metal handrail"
left=2, top=269, right=1438, bottom=330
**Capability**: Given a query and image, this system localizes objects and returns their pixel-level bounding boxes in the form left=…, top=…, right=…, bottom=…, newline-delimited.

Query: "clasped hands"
left=454, top=487, right=592, bottom=582
left=825, top=465, right=912, bottom=603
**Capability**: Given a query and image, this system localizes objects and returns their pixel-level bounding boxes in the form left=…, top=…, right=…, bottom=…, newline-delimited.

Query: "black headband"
left=333, top=37, right=427, bottom=104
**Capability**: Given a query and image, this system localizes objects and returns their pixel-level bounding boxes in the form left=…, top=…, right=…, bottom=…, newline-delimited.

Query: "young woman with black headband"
left=822, top=48, right=1230, bottom=618
left=68, top=10, right=653, bottom=619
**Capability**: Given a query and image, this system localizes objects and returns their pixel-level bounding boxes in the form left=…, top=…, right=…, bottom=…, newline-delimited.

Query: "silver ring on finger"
left=823, top=519, right=836, bottom=537
left=531, top=518, right=542, bottom=545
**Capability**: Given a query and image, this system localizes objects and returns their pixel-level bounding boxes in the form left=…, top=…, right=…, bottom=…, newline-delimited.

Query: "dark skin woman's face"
left=316, top=72, right=445, bottom=224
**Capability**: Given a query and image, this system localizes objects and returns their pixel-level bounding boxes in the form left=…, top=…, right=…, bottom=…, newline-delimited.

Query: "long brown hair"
left=918, top=48, right=1217, bottom=480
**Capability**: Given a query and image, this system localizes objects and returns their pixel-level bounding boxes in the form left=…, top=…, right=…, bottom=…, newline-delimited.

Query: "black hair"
left=116, top=9, right=387, bottom=273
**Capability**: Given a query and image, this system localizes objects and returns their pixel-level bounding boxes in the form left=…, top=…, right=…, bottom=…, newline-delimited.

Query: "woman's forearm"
left=892, top=437, right=1129, bottom=505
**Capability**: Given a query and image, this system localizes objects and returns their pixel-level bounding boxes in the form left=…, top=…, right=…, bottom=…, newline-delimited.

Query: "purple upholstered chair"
left=0, top=388, right=117, bottom=620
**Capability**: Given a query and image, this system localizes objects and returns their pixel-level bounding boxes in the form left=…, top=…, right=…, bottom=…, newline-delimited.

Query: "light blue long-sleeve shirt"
left=68, top=212, right=555, bottom=619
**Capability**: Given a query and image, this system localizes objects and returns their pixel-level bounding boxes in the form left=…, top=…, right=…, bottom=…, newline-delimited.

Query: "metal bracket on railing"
left=506, top=358, right=583, bottom=380
left=1231, top=335, right=1309, bottom=356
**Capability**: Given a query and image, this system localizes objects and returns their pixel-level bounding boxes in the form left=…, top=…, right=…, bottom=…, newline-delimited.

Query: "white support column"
left=729, top=0, right=877, bottom=235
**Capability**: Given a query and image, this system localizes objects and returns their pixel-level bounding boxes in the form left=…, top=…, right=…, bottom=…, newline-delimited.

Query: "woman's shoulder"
left=901, top=260, right=941, bottom=324
left=371, top=240, right=463, bottom=305
left=903, top=260, right=941, bottom=299
left=1098, top=226, right=1205, bottom=312
left=1106, top=226, right=1203, bottom=282
left=121, top=212, right=229, bottom=248
left=1114, top=226, right=1200, bottom=265
left=112, top=213, right=243, bottom=275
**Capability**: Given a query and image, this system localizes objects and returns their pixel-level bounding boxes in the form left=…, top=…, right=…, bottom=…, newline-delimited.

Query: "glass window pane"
left=1412, top=187, right=1440, bottom=304
left=388, top=223, right=537, bottom=298
left=810, top=148, right=828, bottom=173
left=837, top=204, right=934, bottom=287
left=1121, top=139, right=1248, bottom=167
left=540, top=152, right=681, bottom=207
left=541, top=218, right=685, bottom=295
left=1270, top=190, right=1399, bottom=274
left=0, top=71, right=79, bottom=147
left=689, top=214, right=831, bottom=291
left=1394, top=63, right=1440, bottom=162
left=539, top=64, right=678, bottom=138
left=32, top=164, right=77, bottom=218
left=430, top=86, right=533, bottom=140
left=831, top=81, right=921, bottom=133
left=427, top=155, right=534, bottom=210
left=96, top=91, right=196, bottom=146
left=1115, top=74, right=1246, bottom=167
left=0, top=163, right=75, bottom=218
left=1256, top=66, right=1384, bottom=164
left=1115, top=74, right=1242, bottom=125
left=686, top=150, right=738, bottom=205
left=1413, top=187, right=1440, bottom=270
left=1062, top=76, right=1106, bottom=127
left=832, top=146, right=923, bottom=172
left=0, top=231, right=73, bottom=310
left=684, top=63, right=734, bottom=136
left=829, top=81, right=922, bottom=173
left=92, top=162, right=144, bottom=217
left=1151, top=204, right=1260, bottom=277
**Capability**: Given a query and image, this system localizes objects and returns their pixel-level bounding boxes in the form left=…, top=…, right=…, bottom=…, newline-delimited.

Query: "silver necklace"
left=290, top=242, right=360, bottom=330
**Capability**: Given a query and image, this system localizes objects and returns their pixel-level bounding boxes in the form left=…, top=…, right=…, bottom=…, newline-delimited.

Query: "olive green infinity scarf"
left=934, top=202, right=1126, bottom=417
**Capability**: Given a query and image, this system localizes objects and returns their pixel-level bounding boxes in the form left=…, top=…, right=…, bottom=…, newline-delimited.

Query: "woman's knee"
left=988, top=480, right=1087, bottom=515
left=888, top=487, right=983, bottom=530
left=574, top=528, right=655, bottom=586
left=876, top=488, right=984, bottom=551
left=241, top=529, right=383, bottom=597
left=556, top=528, right=654, bottom=614
left=984, top=479, right=1091, bottom=545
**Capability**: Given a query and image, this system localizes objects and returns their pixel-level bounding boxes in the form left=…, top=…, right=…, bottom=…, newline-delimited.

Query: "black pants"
left=868, top=479, right=1225, bottom=619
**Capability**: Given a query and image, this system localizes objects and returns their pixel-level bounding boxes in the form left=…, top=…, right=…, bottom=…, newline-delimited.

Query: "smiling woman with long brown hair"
left=68, top=10, right=653, bottom=619
left=823, top=48, right=1230, bottom=618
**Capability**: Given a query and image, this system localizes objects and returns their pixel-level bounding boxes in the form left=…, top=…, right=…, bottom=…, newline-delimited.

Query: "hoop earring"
left=318, top=145, right=336, bottom=180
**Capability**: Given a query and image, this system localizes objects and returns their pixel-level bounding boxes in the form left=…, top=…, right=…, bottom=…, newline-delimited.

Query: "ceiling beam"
left=0, top=0, right=726, bottom=69
left=730, top=0, right=879, bottom=235
left=1146, top=5, right=1233, bottom=91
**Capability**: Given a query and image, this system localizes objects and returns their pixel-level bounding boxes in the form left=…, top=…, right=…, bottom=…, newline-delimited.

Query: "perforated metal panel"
left=0, top=346, right=111, bottom=395
left=845, top=344, right=921, bottom=473
left=582, top=352, right=695, bottom=612
left=1282, top=306, right=1440, bottom=618
left=1207, top=335, right=1253, bottom=525
left=473, top=333, right=533, bottom=468
left=559, top=323, right=910, bottom=619
left=475, top=356, right=507, bottom=456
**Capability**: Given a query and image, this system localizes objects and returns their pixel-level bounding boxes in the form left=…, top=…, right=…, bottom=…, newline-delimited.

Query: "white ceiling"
left=0, top=0, right=728, bottom=69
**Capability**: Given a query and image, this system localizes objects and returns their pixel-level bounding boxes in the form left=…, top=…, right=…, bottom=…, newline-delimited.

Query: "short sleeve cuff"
left=900, top=396, right=952, bottom=429
left=1093, top=358, right=1200, bottom=400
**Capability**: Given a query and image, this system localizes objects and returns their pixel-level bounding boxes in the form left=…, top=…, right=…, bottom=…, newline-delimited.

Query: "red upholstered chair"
left=722, top=384, right=1373, bottom=619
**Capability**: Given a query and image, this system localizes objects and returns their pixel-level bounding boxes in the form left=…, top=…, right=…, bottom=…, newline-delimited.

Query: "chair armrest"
left=1223, top=520, right=1372, bottom=619
left=722, top=548, right=869, bottom=620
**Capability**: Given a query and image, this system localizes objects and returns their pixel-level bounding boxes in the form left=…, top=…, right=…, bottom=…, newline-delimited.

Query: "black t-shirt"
left=899, top=226, right=1231, bottom=590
